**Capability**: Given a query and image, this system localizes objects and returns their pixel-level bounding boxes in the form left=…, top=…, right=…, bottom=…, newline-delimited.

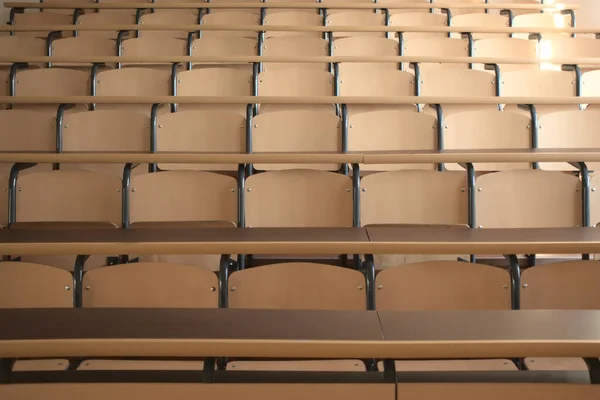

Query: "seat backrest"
left=338, top=67, right=415, bottom=98
left=545, top=38, right=600, bottom=59
left=501, top=70, right=577, bottom=97
left=52, top=37, right=117, bottom=63
left=333, top=36, right=399, bottom=61
left=16, top=170, right=122, bottom=225
left=403, top=37, right=470, bottom=70
left=228, top=263, right=366, bottom=310
left=139, top=11, right=198, bottom=39
left=15, top=68, right=89, bottom=96
left=191, top=37, right=257, bottom=70
left=582, top=70, right=600, bottom=96
left=62, top=110, right=150, bottom=152
left=376, top=261, right=511, bottom=310
left=389, top=13, right=448, bottom=38
left=361, top=170, right=468, bottom=226
left=521, top=261, right=600, bottom=310
left=0, top=262, right=73, bottom=308
left=245, top=170, right=353, bottom=227
left=14, top=12, right=73, bottom=37
left=0, top=110, right=55, bottom=151
left=420, top=69, right=496, bottom=96
left=263, top=11, right=323, bottom=38
left=130, top=171, right=238, bottom=224
left=444, top=109, right=531, bottom=171
left=476, top=170, right=581, bottom=228
left=76, top=12, right=136, bottom=38
left=96, top=67, right=171, bottom=96
left=348, top=109, right=436, bottom=171
left=450, top=13, right=509, bottom=39
left=82, top=262, right=219, bottom=308
left=472, top=38, right=539, bottom=71
left=200, top=11, right=260, bottom=38
left=0, top=37, right=45, bottom=62
left=262, top=37, right=328, bottom=71
left=121, top=37, right=188, bottom=59
left=156, top=110, right=246, bottom=171
left=327, top=11, right=386, bottom=38
left=252, top=110, right=341, bottom=170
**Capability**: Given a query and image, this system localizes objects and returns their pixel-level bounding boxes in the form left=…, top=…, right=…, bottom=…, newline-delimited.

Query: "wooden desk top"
left=4, top=2, right=576, bottom=11
left=1, top=309, right=600, bottom=359
left=378, top=310, right=600, bottom=359
left=366, top=227, right=600, bottom=254
left=0, top=308, right=384, bottom=358
left=0, top=227, right=371, bottom=255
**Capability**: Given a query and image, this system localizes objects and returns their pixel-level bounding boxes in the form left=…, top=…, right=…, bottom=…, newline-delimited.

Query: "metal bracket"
left=364, top=254, right=375, bottom=310
left=585, top=357, right=600, bottom=384
left=504, top=254, right=521, bottom=310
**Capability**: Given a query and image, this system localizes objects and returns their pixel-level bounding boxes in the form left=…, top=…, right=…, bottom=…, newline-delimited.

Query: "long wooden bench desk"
left=4, top=2, right=577, bottom=11
left=1, top=227, right=600, bottom=256
left=0, top=149, right=599, bottom=165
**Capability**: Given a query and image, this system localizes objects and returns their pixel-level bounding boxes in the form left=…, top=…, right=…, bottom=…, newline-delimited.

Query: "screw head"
left=230, top=286, right=236, bottom=291
left=593, top=188, right=597, bottom=192
left=65, top=286, right=71, bottom=291
left=522, top=284, right=528, bottom=288
left=85, top=286, right=91, bottom=290
left=362, top=188, right=367, bottom=192
left=247, top=188, right=252, bottom=192
left=377, top=284, right=383, bottom=290
left=502, top=284, right=508, bottom=289
left=357, top=285, right=364, bottom=290
left=478, top=188, right=482, bottom=192
left=131, top=188, right=136, bottom=192
left=210, top=287, right=216, bottom=292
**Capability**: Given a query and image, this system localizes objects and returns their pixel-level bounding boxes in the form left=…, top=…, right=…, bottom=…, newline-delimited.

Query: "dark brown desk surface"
left=2, top=309, right=600, bottom=359
left=0, top=227, right=371, bottom=256
left=366, top=227, right=600, bottom=255
left=378, top=310, right=600, bottom=359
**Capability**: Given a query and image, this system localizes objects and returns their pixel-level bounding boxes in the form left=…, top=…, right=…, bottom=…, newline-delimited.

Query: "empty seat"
left=327, top=11, right=386, bottom=38
left=61, top=110, right=150, bottom=175
left=176, top=68, right=253, bottom=114
left=121, top=37, right=188, bottom=70
left=156, top=110, right=246, bottom=171
left=582, top=70, right=600, bottom=98
left=227, top=262, right=366, bottom=371
left=262, top=37, right=328, bottom=71
left=50, top=37, right=117, bottom=69
left=245, top=170, right=352, bottom=228
left=257, top=68, right=335, bottom=113
left=361, top=170, right=468, bottom=267
left=13, top=68, right=90, bottom=114
left=543, top=38, right=600, bottom=72
left=0, top=110, right=55, bottom=177
left=476, top=170, right=581, bottom=228
left=12, top=12, right=73, bottom=37
left=139, top=12, right=198, bottom=40
left=83, top=262, right=219, bottom=307
left=200, top=11, right=260, bottom=38
left=403, top=37, right=470, bottom=70
left=191, top=37, right=257, bottom=71
left=436, top=0, right=486, bottom=15
left=263, top=11, right=323, bottom=38
left=513, top=13, right=571, bottom=40
left=389, top=13, right=448, bottom=39
left=76, top=12, right=136, bottom=39
left=0, top=261, right=72, bottom=372
left=376, top=260, right=515, bottom=371
left=129, top=171, right=237, bottom=268
left=95, top=68, right=171, bottom=114
left=521, top=260, right=600, bottom=371
left=252, top=110, right=341, bottom=171
left=333, top=37, right=400, bottom=71
left=380, top=0, right=433, bottom=16
left=450, top=13, right=509, bottom=39
left=0, top=37, right=45, bottom=70
left=473, top=38, right=539, bottom=71
left=348, top=109, right=435, bottom=170
left=443, top=109, right=532, bottom=171
left=537, top=109, right=600, bottom=171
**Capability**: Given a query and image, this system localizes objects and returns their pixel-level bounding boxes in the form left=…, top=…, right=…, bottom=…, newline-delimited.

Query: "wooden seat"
left=476, top=170, right=581, bottom=229
left=348, top=109, right=435, bottom=170
left=263, top=11, right=324, bottom=38
left=361, top=171, right=468, bottom=267
left=333, top=37, right=400, bottom=69
left=13, top=68, right=89, bottom=114
left=0, top=261, right=72, bottom=372
left=472, top=38, right=539, bottom=71
left=438, top=0, right=486, bottom=15
left=156, top=110, right=246, bottom=171
left=252, top=110, right=341, bottom=171
left=521, top=260, right=600, bottom=371
left=76, top=12, right=136, bottom=39
left=95, top=68, right=171, bottom=115
left=380, top=0, right=432, bottom=16
left=327, top=11, right=386, bottom=38
left=443, top=109, right=532, bottom=171
left=227, top=262, right=366, bottom=371
left=262, top=37, right=329, bottom=71
left=513, top=13, right=571, bottom=40
left=245, top=170, right=353, bottom=228
left=544, top=38, right=600, bottom=72
left=450, top=13, right=510, bottom=39
left=12, top=12, right=73, bottom=38
left=0, top=37, right=45, bottom=69
left=191, top=37, right=257, bottom=71
left=200, top=11, right=260, bottom=38
left=176, top=68, right=253, bottom=114
left=51, top=37, right=117, bottom=69
left=389, top=13, right=448, bottom=39
left=257, top=68, right=335, bottom=113
left=375, top=260, right=514, bottom=371
left=60, top=110, right=150, bottom=176
left=82, top=262, right=219, bottom=307
left=130, top=171, right=238, bottom=269
left=121, top=37, right=188, bottom=70
left=404, top=37, right=470, bottom=70
left=138, top=11, right=198, bottom=40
